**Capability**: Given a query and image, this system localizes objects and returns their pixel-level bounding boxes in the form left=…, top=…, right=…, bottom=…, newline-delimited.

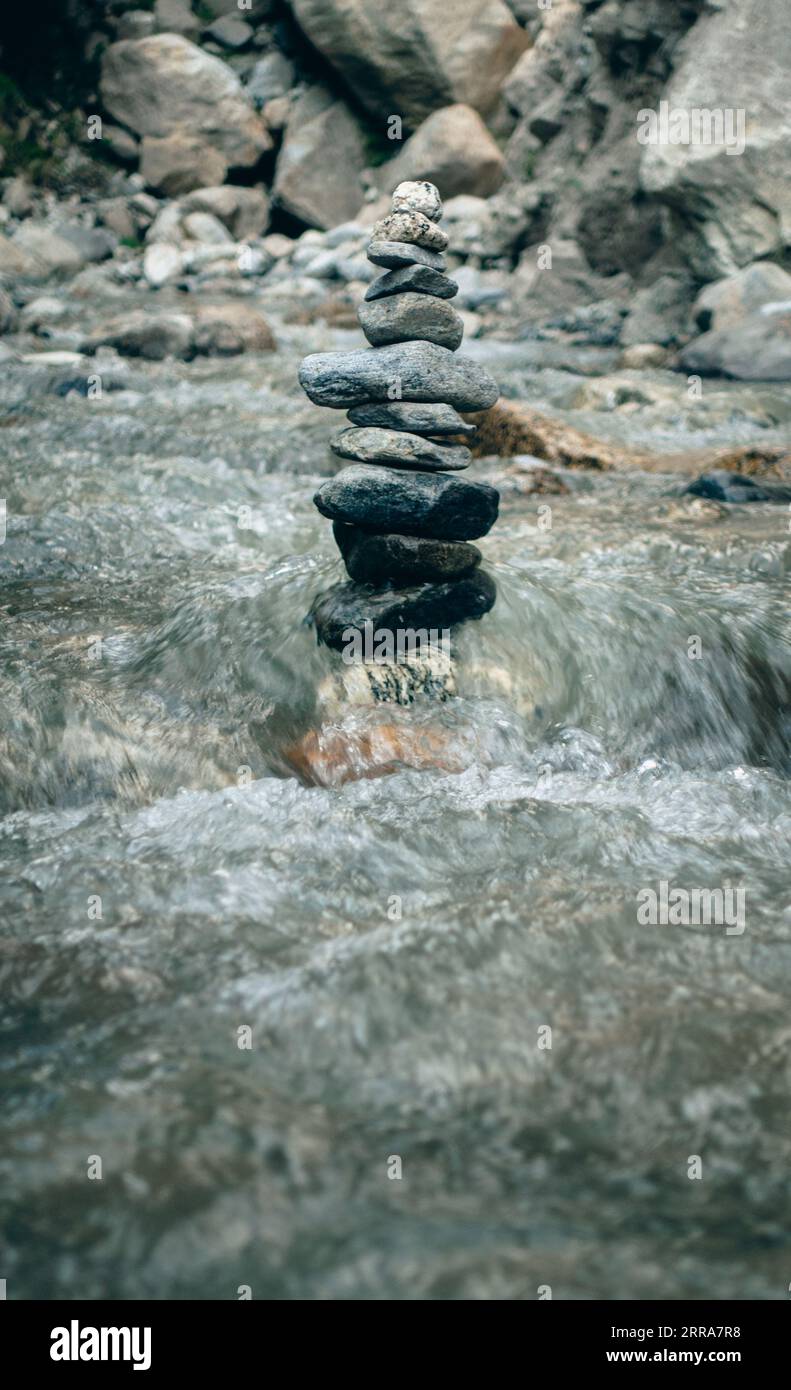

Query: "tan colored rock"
left=370, top=210, right=448, bottom=252
left=465, top=400, right=651, bottom=470
left=140, top=133, right=228, bottom=195
left=180, top=185, right=270, bottom=240
left=377, top=106, right=505, bottom=201
left=290, top=0, right=527, bottom=125
left=191, top=303, right=275, bottom=355
left=100, top=34, right=272, bottom=169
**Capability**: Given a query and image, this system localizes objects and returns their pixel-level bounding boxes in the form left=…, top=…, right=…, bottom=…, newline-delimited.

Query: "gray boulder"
left=680, top=302, right=791, bottom=381
left=100, top=34, right=272, bottom=170
left=692, top=262, right=791, bottom=332
left=289, top=0, right=526, bottom=126
left=299, top=341, right=500, bottom=411
left=640, top=0, right=791, bottom=277
left=272, top=86, right=368, bottom=230
left=377, top=105, right=505, bottom=200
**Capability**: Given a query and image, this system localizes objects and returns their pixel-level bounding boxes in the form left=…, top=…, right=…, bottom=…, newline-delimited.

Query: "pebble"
left=347, top=401, right=476, bottom=436
left=330, top=427, right=471, bottom=471
left=367, top=239, right=446, bottom=273
left=314, top=464, right=499, bottom=541
left=358, top=292, right=463, bottom=350
left=391, top=180, right=443, bottom=223
left=298, top=341, right=499, bottom=412
left=371, top=211, right=449, bottom=253
left=365, top=264, right=458, bottom=301
left=333, top=523, right=481, bottom=587
left=310, top=571, right=497, bottom=652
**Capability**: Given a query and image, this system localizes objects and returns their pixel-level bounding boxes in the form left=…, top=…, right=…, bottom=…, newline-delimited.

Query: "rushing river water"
left=1, top=296, right=790, bottom=1299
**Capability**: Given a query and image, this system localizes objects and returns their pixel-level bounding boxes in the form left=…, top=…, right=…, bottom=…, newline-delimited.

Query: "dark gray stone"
left=333, top=523, right=481, bottom=586
left=330, top=427, right=471, bottom=471
left=298, top=341, right=499, bottom=411
left=314, top=464, right=499, bottom=540
left=365, top=265, right=458, bottom=301
left=367, top=239, right=446, bottom=272
left=347, top=401, right=475, bottom=436
left=358, top=292, right=463, bottom=350
left=685, top=471, right=791, bottom=504
left=310, top=571, right=497, bottom=651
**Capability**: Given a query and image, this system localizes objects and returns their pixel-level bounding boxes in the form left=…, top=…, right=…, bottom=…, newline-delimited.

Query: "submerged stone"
left=310, top=570, right=497, bottom=651
left=358, top=292, right=463, bottom=350
left=333, top=522, right=481, bottom=586
left=298, top=341, right=499, bottom=411
left=330, top=426, right=471, bottom=471
left=314, top=464, right=499, bottom=540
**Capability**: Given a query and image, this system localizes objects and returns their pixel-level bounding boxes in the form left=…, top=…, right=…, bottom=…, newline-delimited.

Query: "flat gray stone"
left=298, top=341, right=499, bottom=411
left=330, top=427, right=471, bottom=471
left=310, top=571, right=496, bottom=652
left=367, top=239, right=446, bottom=272
left=358, top=292, right=463, bottom=350
left=314, top=464, right=499, bottom=540
left=347, top=401, right=475, bottom=436
left=333, top=523, right=481, bottom=586
left=365, top=264, right=458, bottom=301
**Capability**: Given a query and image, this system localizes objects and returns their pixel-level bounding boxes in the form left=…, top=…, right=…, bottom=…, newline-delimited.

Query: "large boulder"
left=289, top=0, right=527, bottom=126
left=680, top=303, right=791, bottom=381
left=639, top=0, right=791, bottom=278
left=140, top=132, right=228, bottom=195
left=691, top=262, right=791, bottom=332
left=272, top=87, right=368, bottom=230
left=377, top=106, right=505, bottom=201
left=100, top=34, right=272, bottom=171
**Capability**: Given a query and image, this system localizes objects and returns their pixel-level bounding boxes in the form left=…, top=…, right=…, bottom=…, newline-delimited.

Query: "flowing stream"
left=2, top=294, right=790, bottom=1299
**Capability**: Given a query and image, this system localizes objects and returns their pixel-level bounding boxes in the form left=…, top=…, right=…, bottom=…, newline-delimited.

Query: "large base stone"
left=310, top=571, right=497, bottom=651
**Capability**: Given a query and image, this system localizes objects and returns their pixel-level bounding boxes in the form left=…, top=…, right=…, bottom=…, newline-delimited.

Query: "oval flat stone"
left=365, top=265, right=458, bottom=302
left=298, top=341, right=499, bottom=412
left=333, top=522, right=481, bottom=587
left=367, top=240, right=446, bottom=272
left=310, top=571, right=496, bottom=652
left=358, top=292, right=463, bottom=350
left=314, top=464, right=499, bottom=541
left=330, top=427, right=471, bottom=471
left=347, top=401, right=475, bottom=436
left=371, top=210, right=449, bottom=252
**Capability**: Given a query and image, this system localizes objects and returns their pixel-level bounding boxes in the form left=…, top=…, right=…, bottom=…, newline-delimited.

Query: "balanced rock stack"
left=299, top=181, right=500, bottom=656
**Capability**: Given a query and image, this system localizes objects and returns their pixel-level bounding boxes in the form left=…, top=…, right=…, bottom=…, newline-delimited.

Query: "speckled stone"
left=330, top=426, right=471, bottom=471
left=347, top=401, right=475, bottom=436
left=371, top=210, right=449, bottom=252
left=391, top=180, right=443, bottom=223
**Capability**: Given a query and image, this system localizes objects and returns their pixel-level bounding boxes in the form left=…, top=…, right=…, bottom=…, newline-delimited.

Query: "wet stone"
left=347, top=401, right=475, bottom=436
left=365, top=264, right=458, bottom=301
left=310, top=570, right=497, bottom=652
left=314, top=464, right=499, bottom=541
left=330, top=426, right=471, bottom=471
left=358, top=292, right=464, bottom=350
left=333, top=522, right=481, bottom=586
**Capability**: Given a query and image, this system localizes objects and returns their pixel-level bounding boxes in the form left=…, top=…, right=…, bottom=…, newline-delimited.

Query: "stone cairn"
left=299, top=181, right=500, bottom=693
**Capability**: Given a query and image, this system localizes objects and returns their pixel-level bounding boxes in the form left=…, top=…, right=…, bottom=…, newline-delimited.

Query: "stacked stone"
left=299, top=181, right=500, bottom=652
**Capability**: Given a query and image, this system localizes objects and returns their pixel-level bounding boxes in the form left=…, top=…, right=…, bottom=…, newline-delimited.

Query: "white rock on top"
left=391, top=180, right=443, bottom=224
